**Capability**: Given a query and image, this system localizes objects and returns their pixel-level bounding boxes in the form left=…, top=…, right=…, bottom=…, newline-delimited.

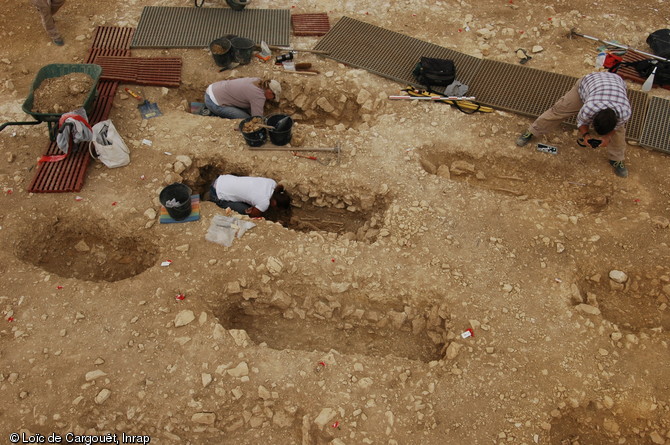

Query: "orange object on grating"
left=291, top=13, right=330, bottom=36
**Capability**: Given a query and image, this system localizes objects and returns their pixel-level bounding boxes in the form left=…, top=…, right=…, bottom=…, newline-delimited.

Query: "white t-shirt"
left=214, top=175, right=277, bottom=212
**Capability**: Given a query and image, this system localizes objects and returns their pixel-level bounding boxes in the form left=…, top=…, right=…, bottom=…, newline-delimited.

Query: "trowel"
left=124, top=88, right=162, bottom=119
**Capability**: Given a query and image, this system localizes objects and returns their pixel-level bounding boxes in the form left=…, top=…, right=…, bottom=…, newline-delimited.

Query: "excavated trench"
left=549, top=403, right=663, bottom=445
left=577, top=274, right=670, bottom=333
left=211, top=293, right=449, bottom=363
left=185, top=163, right=388, bottom=241
left=418, top=146, right=613, bottom=214
left=179, top=80, right=373, bottom=128
left=14, top=217, right=159, bottom=282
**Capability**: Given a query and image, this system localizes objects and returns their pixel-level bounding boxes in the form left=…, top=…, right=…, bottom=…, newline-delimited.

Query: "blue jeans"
left=204, top=93, right=251, bottom=119
left=209, top=185, right=250, bottom=215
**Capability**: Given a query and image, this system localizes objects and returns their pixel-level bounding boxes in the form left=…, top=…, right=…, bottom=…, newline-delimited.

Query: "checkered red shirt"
left=577, top=72, right=631, bottom=129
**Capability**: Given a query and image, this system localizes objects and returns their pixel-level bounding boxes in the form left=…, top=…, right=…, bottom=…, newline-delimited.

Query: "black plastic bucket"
left=231, top=37, right=255, bottom=65
left=239, top=116, right=267, bottom=147
left=209, top=38, right=234, bottom=69
left=159, top=183, right=192, bottom=221
left=226, top=0, right=248, bottom=10
left=266, top=114, right=293, bottom=146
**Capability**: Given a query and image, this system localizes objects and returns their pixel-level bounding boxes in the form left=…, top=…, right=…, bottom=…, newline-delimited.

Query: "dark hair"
left=593, top=108, right=617, bottom=135
left=272, top=185, right=291, bottom=209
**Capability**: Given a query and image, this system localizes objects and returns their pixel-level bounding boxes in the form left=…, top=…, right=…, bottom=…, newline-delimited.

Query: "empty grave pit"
left=211, top=291, right=451, bottom=363
left=418, top=146, right=613, bottom=213
left=15, top=218, right=159, bottom=282
left=577, top=274, right=670, bottom=333
left=186, top=164, right=388, bottom=240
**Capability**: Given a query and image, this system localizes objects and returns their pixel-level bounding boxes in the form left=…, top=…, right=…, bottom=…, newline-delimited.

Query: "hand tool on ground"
left=641, top=61, right=658, bottom=92
left=401, top=87, right=493, bottom=113
left=249, top=142, right=341, bottom=164
left=124, top=87, right=162, bottom=119
left=389, top=95, right=476, bottom=101
left=268, top=45, right=330, bottom=55
left=569, top=29, right=670, bottom=62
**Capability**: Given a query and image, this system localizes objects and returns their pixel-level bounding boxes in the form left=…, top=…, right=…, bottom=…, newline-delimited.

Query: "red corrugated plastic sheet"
left=28, top=27, right=135, bottom=193
left=291, top=13, right=330, bottom=36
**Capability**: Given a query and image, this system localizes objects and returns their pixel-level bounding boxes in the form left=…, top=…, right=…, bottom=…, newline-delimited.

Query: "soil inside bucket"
left=239, top=116, right=267, bottom=147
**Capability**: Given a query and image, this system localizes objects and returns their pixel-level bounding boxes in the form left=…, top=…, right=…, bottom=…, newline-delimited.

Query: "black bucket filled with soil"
left=231, top=37, right=255, bottom=65
left=239, top=116, right=267, bottom=147
left=209, top=37, right=234, bottom=69
left=266, top=114, right=293, bottom=146
left=159, top=183, right=192, bottom=221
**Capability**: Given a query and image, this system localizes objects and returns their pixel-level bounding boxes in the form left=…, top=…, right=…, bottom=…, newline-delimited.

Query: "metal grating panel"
left=314, top=16, right=483, bottom=92
left=90, top=26, right=135, bottom=51
left=131, top=7, right=290, bottom=48
left=468, top=59, right=577, bottom=121
left=639, top=96, right=670, bottom=153
left=291, top=13, right=330, bottom=36
left=94, top=56, right=182, bottom=87
left=625, top=89, right=649, bottom=142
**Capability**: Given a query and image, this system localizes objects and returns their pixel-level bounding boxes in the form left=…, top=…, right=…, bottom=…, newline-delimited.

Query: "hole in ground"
left=186, top=163, right=388, bottom=241
left=178, top=81, right=369, bottom=128
left=15, top=217, right=159, bottom=282
left=213, top=294, right=447, bottom=363
left=548, top=402, right=661, bottom=445
left=418, top=146, right=613, bottom=214
left=577, top=274, right=670, bottom=333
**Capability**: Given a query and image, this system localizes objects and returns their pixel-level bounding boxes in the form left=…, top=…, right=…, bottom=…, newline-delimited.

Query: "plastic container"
left=595, top=52, right=606, bottom=68
left=266, top=114, right=293, bottom=146
left=231, top=37, right=255, bottom=65
left=209, top=38, right=234, bottom=69
left=239, top=116, right=267, bottom=147
left=159, top=183, right=192, bottom=221
left=226, top=0, right=249, bottom=10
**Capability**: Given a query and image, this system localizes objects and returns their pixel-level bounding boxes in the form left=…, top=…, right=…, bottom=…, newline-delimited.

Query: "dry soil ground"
left=1, top=0, right=670, bottom=444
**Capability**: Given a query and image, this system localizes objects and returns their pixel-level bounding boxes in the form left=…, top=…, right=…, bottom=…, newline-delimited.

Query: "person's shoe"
left=515, top=131, right=534, bottom=147
left=609, top=160, right=628, bottom=178
left=53, top=37, right=64, bottom=46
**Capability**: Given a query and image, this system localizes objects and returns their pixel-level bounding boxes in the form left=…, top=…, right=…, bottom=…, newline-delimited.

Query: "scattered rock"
left=94, top=389, right=111, bottom=404
left=314, top=408, right=337, bottom=428
left=174, top=310, right=195, bottom=327
left=575, top=304, right=601, bottom=316
left=191, top=412, right=216, bottom=425
left=74, top=240, right=90, bottom=252
left=85, top=370, right=107, bottom=382
left=227, top=362, right=249, bottom=377
left=608, top=270, right=628, bottom=284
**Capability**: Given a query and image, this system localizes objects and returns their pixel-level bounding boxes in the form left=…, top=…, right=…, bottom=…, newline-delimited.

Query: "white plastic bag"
left=89, top=119, right=130, bottom=168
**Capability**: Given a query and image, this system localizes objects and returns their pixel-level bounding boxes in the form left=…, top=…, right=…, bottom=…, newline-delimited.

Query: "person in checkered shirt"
left=516, top=72, right=632, bottom=178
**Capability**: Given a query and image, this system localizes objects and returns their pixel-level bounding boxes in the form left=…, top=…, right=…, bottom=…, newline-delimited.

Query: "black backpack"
left=412, top=57, right=456, bottom=92
left=647, top=29, right=670, bottom=59
left=613, top=59, right=670, bottom=87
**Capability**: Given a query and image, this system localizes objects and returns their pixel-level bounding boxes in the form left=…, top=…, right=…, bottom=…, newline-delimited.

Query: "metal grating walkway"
left=291, top=13, right=330, bottom=36
left=28, top=26, right=134, bottom=193
left=315, top=16, right=482, bottom=90
left=94, top=56, right=182, bottom=87
left=131, top=6, right=290, bottom=48
left=640, top=97, right=670, bottom=154
left=315, top=16, right=669, bottom=153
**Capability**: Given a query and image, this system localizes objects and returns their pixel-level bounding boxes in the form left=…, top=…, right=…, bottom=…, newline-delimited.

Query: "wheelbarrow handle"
left=0, top=121, right=42, bottom=132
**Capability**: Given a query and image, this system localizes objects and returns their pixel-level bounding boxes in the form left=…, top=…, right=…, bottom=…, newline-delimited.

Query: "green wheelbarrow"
left=0, top=63, right=102, bottom=141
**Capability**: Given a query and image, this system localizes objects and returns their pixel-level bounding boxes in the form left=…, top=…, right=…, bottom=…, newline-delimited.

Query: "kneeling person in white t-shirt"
left=210, top=174, right=290, bottom=218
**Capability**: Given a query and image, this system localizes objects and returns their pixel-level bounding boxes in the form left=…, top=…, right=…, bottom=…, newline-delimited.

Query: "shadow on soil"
left=14, top=217, right=158, bottom=282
